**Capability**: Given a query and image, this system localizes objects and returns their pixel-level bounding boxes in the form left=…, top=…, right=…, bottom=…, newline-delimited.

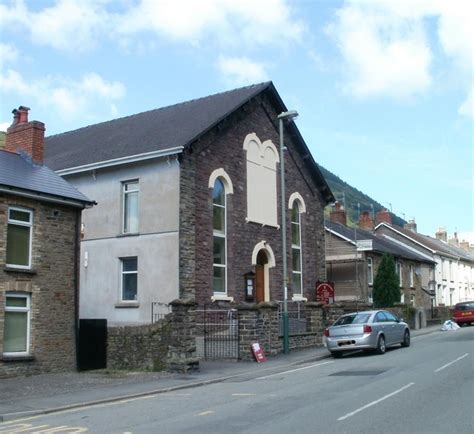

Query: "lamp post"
left=278, top=110, right=298, bottom=354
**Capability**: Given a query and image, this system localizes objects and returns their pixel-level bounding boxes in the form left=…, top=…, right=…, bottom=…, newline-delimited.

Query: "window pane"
left=213, top=237, right=226, bottom=265
left=6, top=296, right=27, bottom=308
left=122, top=273, right=137, bottom=300
left=213, top=206, right=225, bottom=232
left=7, top=224, right=30, bottom=266
left=122, top=258, right=137, bottom=272
left=4, top=311, right=28, bottom=352
left=124, top=191, right=139, bottom=233
left=213, top=266, right=225, bottom=293
left=9, top=209, right=31, bottom=223
left=292, top=248, right=301, bottom=271
left=212, top=179, right=225, bottom=205
left=291, top=204, right=299, bottom=223
left=291, top=223, right=300, bottom=245
left=125, top=182, right=138, bottom=192
left=292, top=272, right=302, bottom=293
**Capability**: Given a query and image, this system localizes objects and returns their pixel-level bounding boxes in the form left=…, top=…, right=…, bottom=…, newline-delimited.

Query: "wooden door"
left=256, top=264, right=264, bottom=303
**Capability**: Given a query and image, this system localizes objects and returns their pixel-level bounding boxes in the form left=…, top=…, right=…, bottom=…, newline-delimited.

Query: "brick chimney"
left=5, top=106, right=45, bottom=164
left=459, top=240, right=470, bottom=251
left=435, top=228, right=447, bottom=242
left=330, top=201, right=347, bottom=226
left=359, top=211, right=374, bottom=231
left=404, top=219, right=417, bottom=233
left=375, top=208, right=392, bottom=226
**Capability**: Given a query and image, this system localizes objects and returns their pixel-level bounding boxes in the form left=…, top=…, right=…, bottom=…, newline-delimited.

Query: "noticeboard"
left=316, top=281, right=335, bottom=305
left=251, top=342, right=267, bottom=363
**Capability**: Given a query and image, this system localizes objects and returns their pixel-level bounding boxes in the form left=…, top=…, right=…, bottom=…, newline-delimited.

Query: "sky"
left=0, top=0, right=473, bottom=241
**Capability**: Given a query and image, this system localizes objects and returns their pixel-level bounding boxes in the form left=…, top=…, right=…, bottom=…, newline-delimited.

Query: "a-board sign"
left=316, top=281, right=335, bottom=304
left=250, top=342, right=267, bottom=363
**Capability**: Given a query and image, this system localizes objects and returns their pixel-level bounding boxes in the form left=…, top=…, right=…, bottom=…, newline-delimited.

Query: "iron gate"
left=78, top=319, right=107, bottom=371
left=196, top=308, right=240, bottom=360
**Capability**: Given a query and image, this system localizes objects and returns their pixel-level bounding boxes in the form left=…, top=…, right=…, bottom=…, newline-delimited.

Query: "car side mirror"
left=398, top=318, right=404, bottom=323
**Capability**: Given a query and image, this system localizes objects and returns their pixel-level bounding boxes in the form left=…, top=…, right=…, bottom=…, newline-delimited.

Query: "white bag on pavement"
left=441, top=320, right=460, bottom=331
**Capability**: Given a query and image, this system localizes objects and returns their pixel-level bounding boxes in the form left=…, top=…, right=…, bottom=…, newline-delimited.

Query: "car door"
left=373, top=311, right=389, bottom=343
left=384, top=311, right=403, bottom=343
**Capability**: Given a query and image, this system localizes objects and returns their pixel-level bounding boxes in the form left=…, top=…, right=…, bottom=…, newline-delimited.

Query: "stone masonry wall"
left=0, top=194, right=79, bottom=378
left=180, top=91, right=327, bottom=306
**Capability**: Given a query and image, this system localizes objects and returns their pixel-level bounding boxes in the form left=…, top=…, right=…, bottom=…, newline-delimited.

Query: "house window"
left=291, top=202, right=303, bottom=295
left=409, top=265, right=414, bottom=287
left=121, top=257, right=138, bottom=301
left=449, top=261, right=453, bottom=281
left=123, top=180, right=139, bottom=233
left=213, top=178, right=227, bottom=294
left=367, top=257, right=374, bottom=286
left=396, top=260, right=403, bottom=287
left=3, top=293, right=31, bottom=355
left=6, top=207, right=33, bottom=268
left=243, top=133, right=279, bottom=227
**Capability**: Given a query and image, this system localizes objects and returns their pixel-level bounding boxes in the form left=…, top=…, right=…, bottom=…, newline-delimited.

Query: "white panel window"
left=121, top=257, right=138, bottom=301
left=291, top=202, right=303, bottom=296
left=409, top=265, right=414, bottom=288
left=122, top=180, right=139, bottom=233
left=6, top=207, right=33, bottom=269
left=244, top=133, right=279, bottom=227
left=367, top=257, right=374, bottom=286
left=213, top=179, right=227, bottom=294
left=3, top=293, right=31, bottom=355
left=396, top=261, right=403, bottom=287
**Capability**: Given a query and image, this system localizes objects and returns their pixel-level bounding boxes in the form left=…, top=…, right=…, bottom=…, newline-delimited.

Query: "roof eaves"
left=325, top=225, right=356, bottom=245
left=374, top=222, right=437, bottom=254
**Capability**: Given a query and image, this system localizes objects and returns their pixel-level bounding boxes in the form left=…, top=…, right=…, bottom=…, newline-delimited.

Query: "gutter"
left=56, top=146, right=184, bottom=176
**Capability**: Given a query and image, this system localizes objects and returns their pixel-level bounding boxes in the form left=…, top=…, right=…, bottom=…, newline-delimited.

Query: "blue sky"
left=1, top=0, right=472, bottom=240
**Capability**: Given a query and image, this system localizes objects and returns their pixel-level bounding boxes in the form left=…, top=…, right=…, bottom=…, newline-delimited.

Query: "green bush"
left=373, top=254, right=401, bottom=307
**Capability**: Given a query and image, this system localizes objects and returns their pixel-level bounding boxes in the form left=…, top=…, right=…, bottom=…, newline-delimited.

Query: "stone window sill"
left=1, top=355, right=35, bottom=362
left=211, top=295, right=234, bottom=302
left=115, top=302, right=140, bottom=308
left=291, top=295, right=308, bottom=302
left=4, top=266, right=37, bottom=275
left=116, top=232, right=140, bottom=238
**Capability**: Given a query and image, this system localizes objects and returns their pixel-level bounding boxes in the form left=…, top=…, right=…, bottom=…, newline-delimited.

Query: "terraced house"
left=0, top=107, right=93, bottom=378
left=44, top=82, right=334, bottom=329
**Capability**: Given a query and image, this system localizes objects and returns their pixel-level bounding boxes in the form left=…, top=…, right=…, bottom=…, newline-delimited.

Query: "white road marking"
left=232, top=393, right=257, bottom=396
left=434, top=353, right=469, bottom=372
left=256, top=361, right=333, bottom=380
left=196, top=411, right=214, bottom=417
left=338, top=383, right=415, bottom=421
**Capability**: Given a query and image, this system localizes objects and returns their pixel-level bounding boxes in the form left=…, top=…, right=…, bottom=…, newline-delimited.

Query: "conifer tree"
left=372, top=254, right=401, bottom=307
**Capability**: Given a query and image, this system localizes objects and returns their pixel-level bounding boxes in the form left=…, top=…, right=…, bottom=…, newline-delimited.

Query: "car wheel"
left=375, top=335, right=386, bottom=355
left=331, top=351, right=342, bottom=359
left=401, top=330, right=410, bottom=347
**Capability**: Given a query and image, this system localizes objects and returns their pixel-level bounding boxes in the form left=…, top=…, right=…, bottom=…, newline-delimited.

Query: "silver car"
left=323, top=310, right=410, bottom=358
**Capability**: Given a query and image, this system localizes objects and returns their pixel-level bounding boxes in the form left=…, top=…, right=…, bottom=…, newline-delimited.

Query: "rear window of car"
left=455, top=302, right=474, bottom=310
left=334, top=313, right=371, bottom=326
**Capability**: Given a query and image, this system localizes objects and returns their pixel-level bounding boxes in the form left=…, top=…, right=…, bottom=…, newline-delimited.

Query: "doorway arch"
left=251, top=241, right=276, bottom=302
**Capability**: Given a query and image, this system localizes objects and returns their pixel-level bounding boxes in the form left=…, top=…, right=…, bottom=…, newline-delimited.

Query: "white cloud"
left=458, top=87, right=473, bottom=119
left=0, top=43, right=20, bottom=69
left=216, top=56, right=269, bottom=86
left=0, top=122, right=10, bottom=132
left=0, top=0, right=303, bottom=52
left=328, top=0, right=473, bottom=112
left=0, top=69, right=125, bottom=121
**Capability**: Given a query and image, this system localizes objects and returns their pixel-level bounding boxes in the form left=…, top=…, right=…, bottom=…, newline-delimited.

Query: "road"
left=1, top=327, right=473, bottom=434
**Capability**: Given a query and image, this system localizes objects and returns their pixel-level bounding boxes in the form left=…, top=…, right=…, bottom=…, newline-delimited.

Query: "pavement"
left=0, top=324, right=442, bottom=422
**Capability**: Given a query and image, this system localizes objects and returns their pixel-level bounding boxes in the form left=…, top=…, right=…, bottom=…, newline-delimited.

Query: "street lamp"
left=278, top=110, right=298, bottom=354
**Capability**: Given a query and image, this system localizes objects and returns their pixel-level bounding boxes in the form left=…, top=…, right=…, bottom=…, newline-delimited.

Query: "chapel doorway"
left=256, top=250, right=268, bottom=303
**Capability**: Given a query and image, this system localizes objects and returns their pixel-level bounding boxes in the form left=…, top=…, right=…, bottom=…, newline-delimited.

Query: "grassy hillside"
left=320, top=165, right=406, bottom=227
left=0, top=132, right=5, bottom=149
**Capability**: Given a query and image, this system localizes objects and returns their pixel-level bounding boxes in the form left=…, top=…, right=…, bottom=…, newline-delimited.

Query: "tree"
left=372, top=254, right=401, bottom=307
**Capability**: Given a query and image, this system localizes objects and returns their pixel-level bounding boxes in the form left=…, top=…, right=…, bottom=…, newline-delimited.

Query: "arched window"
left=213, top=178, right=227, bottom=294
left=291, top=201, right=303, bottom=296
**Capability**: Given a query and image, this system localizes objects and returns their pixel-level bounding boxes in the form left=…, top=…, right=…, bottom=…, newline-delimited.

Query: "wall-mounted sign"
left=316, top=281, right=335, bottom=304
left=251, top=342, right=267, bottom=363
left=356, top=240, right=373, bottom=251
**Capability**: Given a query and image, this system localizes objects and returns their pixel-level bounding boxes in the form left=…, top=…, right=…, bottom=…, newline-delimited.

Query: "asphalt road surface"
left=1, top=327, right=473, bottom=434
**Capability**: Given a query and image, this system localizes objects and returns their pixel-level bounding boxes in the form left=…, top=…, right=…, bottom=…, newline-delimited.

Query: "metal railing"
left=277, top=301, right=308, bottom=334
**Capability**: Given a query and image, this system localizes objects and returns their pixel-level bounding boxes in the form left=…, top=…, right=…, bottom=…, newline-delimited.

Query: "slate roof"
left=0, top=150, right=94, bottom=207
left=325, top=221, right=435, bottom=264
left=44, top=82, right=334, bottom=204
left=377, top=223, right=474, bottom=262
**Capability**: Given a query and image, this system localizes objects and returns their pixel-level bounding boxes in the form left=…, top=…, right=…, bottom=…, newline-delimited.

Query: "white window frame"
left=409, top=265, right=414, bottom=288
left=3, top=293, right=31, bottom=356
left=120, top=257, right=138, bottom=301
left=396, top=260, right=403, bottom=287
left=291, top=201, right=303, bottom=296
left=212, top=178, right=227, bottom=295
left=6, top=207, right=33, bottom=270
left=122, top=180, right=139, bottom=234
left=367, top=257, right=374, bottom=286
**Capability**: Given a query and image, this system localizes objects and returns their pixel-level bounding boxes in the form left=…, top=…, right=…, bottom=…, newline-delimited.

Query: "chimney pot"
left=330, top=201, right=347, bottom=226
left=359, top=210, right=374, bottom=231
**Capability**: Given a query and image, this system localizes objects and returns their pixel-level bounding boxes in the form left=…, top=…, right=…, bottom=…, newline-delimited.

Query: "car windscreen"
left=334, top=313, right=371, bottom=326
left=456, top=302, right=474, bottom=310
